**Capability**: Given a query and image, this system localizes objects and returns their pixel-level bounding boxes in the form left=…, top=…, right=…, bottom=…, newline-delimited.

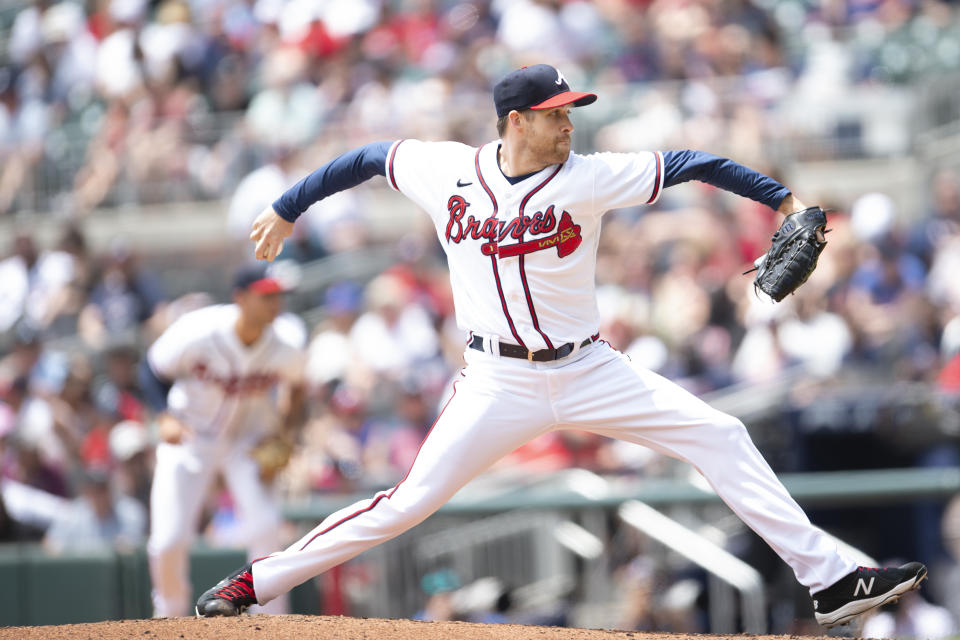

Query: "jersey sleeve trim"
left=386, top=139, right=405, bottom=192
left=646, top=151, right=664, bottom=204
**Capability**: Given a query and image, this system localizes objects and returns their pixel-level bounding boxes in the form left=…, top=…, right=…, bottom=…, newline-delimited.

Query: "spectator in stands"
left=305, top=281, right=364, bottom=393
left=107, top=419, right=153, bottom=510
left=0, top=322, right=43, bottom=390
left=349, top=273, right=440, bottom=384
left=70, top=99, right=130, bottom=213
left=245, top=47, right=323, bottom=149
left=0, top=484, right=29, bottom=542
left=413, top=568, right=461, bottom=622
left=0, top=234, right=39, bottom=333
left=40, top=225, right=94, bottom=337
left=78, top=242, right=167, bottom=348
left=307, top=385, right=370, bottom=493
left=3, top=375, right=69, bottom=497
left=910, top=169, right=960, bottom=266
left=776, top=287, right=853, bottom=378
left=0, top=56, right=54, bottom=215
left=455, top=576, right=513, bottom=624
left=95, top=0, right=148, bottom=101
left=0, top=229, right=89, bottom=335
left=0, top=403, right=62, bottom=541
left=927, top=234, right=960, bottom=315
left=46, top=357, right=98, bottom=473
left=379, top=375, right=437, bottom=478
left=938, top=316, right=960, bottom=393
left=91, top=341, right=145, bottom=423
left=42, top=467, right=146, bottom=553
left=614, top=555, right=657, bottom=631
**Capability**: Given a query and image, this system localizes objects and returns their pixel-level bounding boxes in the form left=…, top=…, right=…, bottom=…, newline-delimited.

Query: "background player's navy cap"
left=233, top=262, right=288, bottom=294
left=493, top=64, right=597, bottom=118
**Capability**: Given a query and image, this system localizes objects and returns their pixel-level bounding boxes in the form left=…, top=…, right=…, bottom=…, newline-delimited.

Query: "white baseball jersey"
left=147, top=305, right=306, bottom=440
left=211, top=137, right=861, bottom=614
left=385, top=139, right=663, bottom=349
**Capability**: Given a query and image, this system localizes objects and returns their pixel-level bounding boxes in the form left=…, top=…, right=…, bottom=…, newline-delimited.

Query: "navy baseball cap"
left=493, top=64, right=597, bottom=118
left=233, top=263, right=287, bottom=294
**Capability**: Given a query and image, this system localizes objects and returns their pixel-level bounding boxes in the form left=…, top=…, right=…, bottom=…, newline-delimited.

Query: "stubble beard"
left=539, top=138, right=570, bottom=165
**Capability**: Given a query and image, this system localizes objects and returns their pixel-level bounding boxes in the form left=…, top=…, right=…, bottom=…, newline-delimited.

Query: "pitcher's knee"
left=714, top=414, right=749, bottom=441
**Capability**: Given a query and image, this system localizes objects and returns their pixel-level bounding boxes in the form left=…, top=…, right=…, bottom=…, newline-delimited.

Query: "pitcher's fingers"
left=255, top=237, right=271, bottom=261
left=267, top=239, right=283, bottom=261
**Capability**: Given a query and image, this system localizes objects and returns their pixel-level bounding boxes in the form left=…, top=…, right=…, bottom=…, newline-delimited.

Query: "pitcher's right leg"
left=199, top=365, right=553, bottom=614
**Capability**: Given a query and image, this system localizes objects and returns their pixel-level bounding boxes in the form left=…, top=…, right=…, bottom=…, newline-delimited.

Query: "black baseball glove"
left=747, top=206, right=829, bottom=302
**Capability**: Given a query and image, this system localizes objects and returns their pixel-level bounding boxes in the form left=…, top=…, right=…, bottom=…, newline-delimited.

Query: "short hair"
left=496, top=115, right=508, bottom=137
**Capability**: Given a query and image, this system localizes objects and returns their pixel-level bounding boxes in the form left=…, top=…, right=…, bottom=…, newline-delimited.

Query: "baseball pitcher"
left=195, top=65, right=925, bottom=628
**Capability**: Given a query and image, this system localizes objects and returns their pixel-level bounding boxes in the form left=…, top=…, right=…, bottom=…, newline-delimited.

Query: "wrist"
left=271, top=200, right=300, bottom=223
left=777, top=194, right=806, bottom=215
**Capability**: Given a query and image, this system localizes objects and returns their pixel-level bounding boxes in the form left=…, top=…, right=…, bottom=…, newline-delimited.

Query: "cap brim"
left=247, top=278, right=286, bottom=294
left=530, top=91, right=597, bottom=111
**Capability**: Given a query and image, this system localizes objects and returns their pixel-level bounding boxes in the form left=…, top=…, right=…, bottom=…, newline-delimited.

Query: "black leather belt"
left=469, top=333, right=600, bottom=362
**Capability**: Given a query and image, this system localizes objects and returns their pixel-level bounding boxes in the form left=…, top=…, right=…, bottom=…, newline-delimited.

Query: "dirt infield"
left=0, top=615, right=830, bottom=640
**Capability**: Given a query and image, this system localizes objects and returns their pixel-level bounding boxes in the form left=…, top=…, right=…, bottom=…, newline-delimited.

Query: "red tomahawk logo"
left=481, top=211, right=582, bottom=258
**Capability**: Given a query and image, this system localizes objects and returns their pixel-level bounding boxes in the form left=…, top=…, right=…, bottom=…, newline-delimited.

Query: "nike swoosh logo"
left=457, top=179, right=473, bottom=187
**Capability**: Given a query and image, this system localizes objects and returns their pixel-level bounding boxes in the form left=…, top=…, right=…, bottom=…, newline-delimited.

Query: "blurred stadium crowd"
left=4, top=0, right=960, bottom=213
left=2, top=0, right=960, bottom=633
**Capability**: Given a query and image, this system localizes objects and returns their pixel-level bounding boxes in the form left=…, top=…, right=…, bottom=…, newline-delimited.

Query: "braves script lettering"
left=191, top=362, right=279, bottom=395
left=445, top=197, right=579, bottom=258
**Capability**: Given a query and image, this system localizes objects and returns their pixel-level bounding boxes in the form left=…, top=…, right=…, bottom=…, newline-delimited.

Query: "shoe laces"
left=856, top=565, right=900, bottom=579
left=214, top=569, right=256, bottom=602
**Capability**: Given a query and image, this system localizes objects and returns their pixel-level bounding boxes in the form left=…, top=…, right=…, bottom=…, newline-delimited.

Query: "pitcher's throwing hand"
left=250, top=207, right=294, bottom=262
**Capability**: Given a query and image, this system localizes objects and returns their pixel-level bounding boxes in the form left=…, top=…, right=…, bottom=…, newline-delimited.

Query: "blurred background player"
left=139, top=263, right=306, bottom=617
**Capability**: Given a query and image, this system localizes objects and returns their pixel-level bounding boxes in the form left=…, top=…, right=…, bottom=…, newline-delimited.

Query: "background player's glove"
left=250, top=435, right=294, bottom=483
left=749, top=206, right=829, bottom=302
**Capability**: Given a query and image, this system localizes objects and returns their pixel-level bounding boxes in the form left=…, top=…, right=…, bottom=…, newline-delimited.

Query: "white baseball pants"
left=253, top=342, right=856, bottom=604
left=148, top=440, right=288, bottom=617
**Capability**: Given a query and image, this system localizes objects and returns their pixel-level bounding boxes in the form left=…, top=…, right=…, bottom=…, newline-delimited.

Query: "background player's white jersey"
left=147, top=304, right=306, bottom=440
left=387, top=139, right=663, bottom=350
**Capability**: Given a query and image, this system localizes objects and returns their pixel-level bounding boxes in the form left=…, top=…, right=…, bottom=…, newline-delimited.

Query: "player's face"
left=524, top=107, right=574, bottom=165
left=237, top=290, right=284, bottom=326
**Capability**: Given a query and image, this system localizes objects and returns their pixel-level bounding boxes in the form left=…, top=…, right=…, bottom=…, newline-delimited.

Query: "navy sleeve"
left=273, top=141, right=394, bottom=222
left=662, top=150, right=791, bottom=210
left=138, top=358, right=172, bottom=413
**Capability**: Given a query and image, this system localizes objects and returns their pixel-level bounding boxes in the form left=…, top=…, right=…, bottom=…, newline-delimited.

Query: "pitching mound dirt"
left=0, top=614, right=830, bottom=640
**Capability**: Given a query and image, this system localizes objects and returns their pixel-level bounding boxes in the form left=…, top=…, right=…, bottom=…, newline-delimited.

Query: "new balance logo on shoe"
left=812, top=562, right=927, bottom=628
